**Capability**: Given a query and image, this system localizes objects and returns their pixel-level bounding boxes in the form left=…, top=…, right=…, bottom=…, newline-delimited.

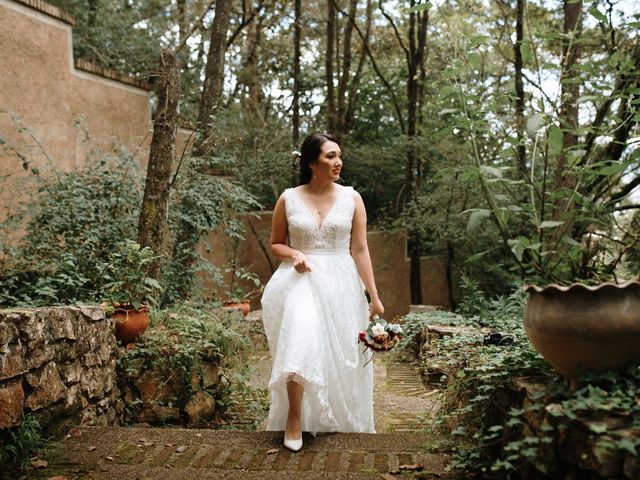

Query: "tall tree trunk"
left=514, top=0, right=526, bottom=177
left=406, top=2, right=429, bottom=305
left=137, top=49, right=181, bottom=280
left=176, top=0, right=188, bottom=46
left=244, top=0, right=263, bottom=115
left=292, top=0, right=302, bottom=185
left=193, top=0, right=231, bottom=158
left=170, top=0, right=231, bottom=300
left=326, top=0, right=337, bottom=132
left=336, top=0, right=358, bottom=135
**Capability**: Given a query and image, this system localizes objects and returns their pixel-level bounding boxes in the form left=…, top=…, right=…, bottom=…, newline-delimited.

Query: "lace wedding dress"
left=261, top=185, right=375, bottom=435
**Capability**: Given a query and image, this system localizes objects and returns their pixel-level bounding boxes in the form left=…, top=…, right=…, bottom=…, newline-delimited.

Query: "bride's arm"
left=270, top=193, right=312, bottom=272
left=350, top=191, right=384, bottom=319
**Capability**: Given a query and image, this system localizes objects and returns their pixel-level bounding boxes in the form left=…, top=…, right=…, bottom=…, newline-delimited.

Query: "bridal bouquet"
left=358, top=317, right=403, bottom=352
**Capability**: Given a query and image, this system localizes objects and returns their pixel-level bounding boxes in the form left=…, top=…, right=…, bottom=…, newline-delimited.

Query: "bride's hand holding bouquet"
left=359, top=316, right=403, bottom=353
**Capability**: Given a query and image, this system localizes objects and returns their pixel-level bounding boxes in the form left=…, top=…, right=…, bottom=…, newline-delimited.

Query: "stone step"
left=39, top=426, right=449, bottom=479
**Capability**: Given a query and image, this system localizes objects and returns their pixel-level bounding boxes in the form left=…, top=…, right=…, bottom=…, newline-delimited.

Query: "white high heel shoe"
left=283, top=435, right=303, bottom=452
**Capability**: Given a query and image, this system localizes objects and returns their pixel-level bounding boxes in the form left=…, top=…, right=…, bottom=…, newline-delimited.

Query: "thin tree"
left=170, top=0, right=232, bottom=299
left=335, top=0, right=429, bottom=303
left=336, top=0, right=358, bottom=134
left=514, top=0, right=526, bottom=177
left=292, top=0, right=302, bottom=185
left=137, top=50, right=181, bottom=279
left=326, top=0, right=337, bottom=132
left=553, top=0, right=582, bottom=242
left=192, top=0, right=232, bottom=159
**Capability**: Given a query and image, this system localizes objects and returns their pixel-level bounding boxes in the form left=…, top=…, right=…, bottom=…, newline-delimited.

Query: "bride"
left=261, top=133, right=384, bottom=452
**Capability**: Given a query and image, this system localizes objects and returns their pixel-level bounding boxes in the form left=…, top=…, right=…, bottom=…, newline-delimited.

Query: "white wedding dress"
left=261, top=185, right=375, bottom=435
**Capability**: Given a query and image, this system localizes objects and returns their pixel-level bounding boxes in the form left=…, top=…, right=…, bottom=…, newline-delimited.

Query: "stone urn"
left=524, top=280, right=640, bottom=388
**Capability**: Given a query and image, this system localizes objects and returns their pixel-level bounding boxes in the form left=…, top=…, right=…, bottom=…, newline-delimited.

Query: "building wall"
left=0, top=0, right=156, bottom=218
left=0, top=0, right=193, bottom=224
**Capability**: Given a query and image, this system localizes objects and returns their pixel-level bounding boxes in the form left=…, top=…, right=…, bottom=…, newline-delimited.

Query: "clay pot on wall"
left=113, top=305, right=150, bottom=344
left=524, top=280, right=640, bottom=388
left=222, top=300, right=250, bottom=317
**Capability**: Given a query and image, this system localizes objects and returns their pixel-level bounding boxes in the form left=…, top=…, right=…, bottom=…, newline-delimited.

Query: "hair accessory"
left=292, top=150, right=301, bottom=164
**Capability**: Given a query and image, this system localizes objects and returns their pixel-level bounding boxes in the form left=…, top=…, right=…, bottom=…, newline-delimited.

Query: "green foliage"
left=0, top=128, right=259, bottom=309
left=432, top=3, right=640, bottom=285
left=204, top=107, right=295, bottom=209
left=219, top=265, right=262, bottom=303
left=0, top=414, right=48, bottom=476
left=100, top=240, right=162, bottom=309
left=47, top=0, right=164, bottom=79
left=408, top=280, right=640, bottom=477
left=161, top=165, right=261, bottom=305
left=0, top=152, right=142, bottom=307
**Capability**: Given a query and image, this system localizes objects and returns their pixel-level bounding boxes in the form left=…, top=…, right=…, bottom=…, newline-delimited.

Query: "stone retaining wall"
left=0, top=306, right=120, bottom=434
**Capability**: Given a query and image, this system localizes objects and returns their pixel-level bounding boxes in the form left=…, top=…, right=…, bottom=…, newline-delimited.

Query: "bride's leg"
left=285, top=378, right=304, bottom=440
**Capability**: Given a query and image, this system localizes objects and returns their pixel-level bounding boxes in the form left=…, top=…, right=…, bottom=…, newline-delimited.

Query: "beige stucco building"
left=0, top=0, right=159, bottom=219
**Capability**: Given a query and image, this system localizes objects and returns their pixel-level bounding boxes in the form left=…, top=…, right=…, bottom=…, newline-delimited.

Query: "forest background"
left=1, top=0, right=639, bottom=309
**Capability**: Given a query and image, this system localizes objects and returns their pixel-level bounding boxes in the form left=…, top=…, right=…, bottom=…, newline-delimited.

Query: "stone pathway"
left=29, top=427, right=448, bottom=479
left=24, top=312, right=457, bottom=479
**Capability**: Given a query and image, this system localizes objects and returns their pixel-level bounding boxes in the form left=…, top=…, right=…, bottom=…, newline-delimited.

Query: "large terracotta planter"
left=524, top=280, right=640, bottom=386
left=112, top=305, right=150, bottom=344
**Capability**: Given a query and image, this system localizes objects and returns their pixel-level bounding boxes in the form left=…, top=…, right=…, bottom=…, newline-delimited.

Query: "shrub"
left=0, top=153, right=142, bottom=306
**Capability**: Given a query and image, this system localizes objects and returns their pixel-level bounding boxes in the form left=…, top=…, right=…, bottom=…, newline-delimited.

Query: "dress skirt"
left=261, top=250, right=375, bottom=435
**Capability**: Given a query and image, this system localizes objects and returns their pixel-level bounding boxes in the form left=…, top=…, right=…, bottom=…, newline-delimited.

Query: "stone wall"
left=118, top=348, right=221, bottom=426
left=0, top=306, right=120, bottom=435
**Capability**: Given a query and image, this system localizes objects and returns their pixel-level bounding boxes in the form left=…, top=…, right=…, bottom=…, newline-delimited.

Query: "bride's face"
left=311, top=140, right=342, bottom=181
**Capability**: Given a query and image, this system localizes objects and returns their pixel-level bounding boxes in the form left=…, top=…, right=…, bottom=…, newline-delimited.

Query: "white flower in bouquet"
left=371, top=323, right=386, bottom=336
left=388, top=323, right=403, bottom=335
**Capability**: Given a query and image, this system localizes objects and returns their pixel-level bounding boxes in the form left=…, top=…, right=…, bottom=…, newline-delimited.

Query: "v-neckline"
left=292, top=187, right=345, bottom=231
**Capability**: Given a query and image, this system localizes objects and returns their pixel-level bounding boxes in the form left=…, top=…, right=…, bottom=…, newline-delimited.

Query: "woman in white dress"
left=261, top=133, right=385, bottom=452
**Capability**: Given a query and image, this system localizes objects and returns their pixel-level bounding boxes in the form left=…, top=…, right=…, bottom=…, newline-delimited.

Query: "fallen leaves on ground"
left=267, top=448, right=279, bottom=454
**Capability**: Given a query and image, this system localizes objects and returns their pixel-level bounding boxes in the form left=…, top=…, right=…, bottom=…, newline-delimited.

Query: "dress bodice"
left=284, top=186, right=355, bottom=252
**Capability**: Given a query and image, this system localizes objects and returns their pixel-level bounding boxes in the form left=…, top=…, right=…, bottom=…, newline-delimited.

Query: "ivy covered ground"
left=401, top=280, right=640, bottom=478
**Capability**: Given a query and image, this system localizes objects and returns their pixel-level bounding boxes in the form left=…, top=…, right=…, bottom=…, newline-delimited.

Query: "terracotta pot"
left=524, top=280, right=640, bottom=387
left=112, top=305, right=150, bottom=344
left=222, top=301, right=250, bottom=317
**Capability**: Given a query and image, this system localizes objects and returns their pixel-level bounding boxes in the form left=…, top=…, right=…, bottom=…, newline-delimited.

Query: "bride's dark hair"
left=298, top=133, right=341, bottom=185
